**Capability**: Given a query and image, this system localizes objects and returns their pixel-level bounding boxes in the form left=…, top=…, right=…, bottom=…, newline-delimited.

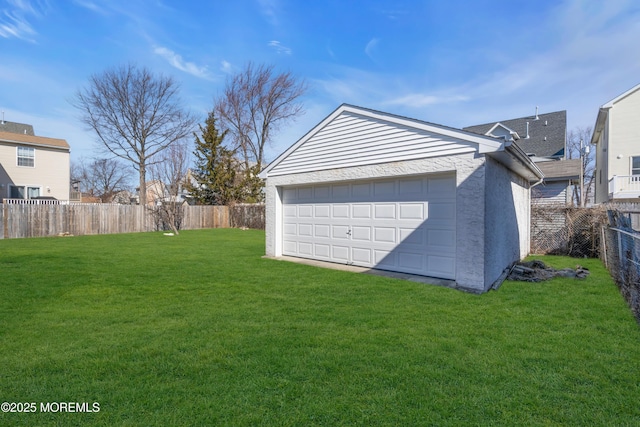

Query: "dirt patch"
left=507, top=260, right=590, bottom=282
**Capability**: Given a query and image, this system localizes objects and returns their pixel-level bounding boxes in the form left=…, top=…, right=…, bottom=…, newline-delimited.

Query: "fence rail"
left=0, top=203, right=265, bottom=239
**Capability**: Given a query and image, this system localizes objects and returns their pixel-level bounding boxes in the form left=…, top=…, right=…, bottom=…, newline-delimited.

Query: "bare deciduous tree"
left=214, top=62, right=307, bottom=170
left=148, top=141, right=191, bottom=234
left=72, top=63, right=196, bottom=205
left=567, top=126, right=595, bottom=207
left=71, top=157, right=134, bottom=202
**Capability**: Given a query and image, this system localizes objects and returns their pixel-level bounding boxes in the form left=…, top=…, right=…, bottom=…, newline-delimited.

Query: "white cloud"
left=385, top=94, right=470, bottom=108
left=257, top=0, right=279, bottom=26
left=0, top=0, right=47, bottom=42
left=220, top=60, right=232, bottom=74
left=268, top=40, right=292, bottom=55
left=72, top=0, right=109, bottom=15
left=153, top=46, right=211, bottom=79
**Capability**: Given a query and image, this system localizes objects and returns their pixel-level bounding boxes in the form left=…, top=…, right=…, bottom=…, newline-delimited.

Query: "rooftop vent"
left=535, top=106, right=539, bottom=120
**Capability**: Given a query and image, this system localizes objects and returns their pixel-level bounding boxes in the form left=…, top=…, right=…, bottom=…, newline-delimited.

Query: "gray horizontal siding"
left=269, top=112, right=477, bottom=176
left=533, top=181, right=569, bottom=205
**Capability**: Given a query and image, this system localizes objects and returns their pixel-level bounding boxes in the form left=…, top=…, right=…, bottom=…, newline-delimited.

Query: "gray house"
left=259, top=104, right=543, bottom=292
left=464, top=110, right=580, bottom=205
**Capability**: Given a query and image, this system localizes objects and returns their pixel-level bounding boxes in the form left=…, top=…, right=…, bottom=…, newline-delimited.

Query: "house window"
left=10, top=185, right=25, bottom=199
left=9, top=185, right=40, bottom=199
left=17, top=146, right=35, bottom=167
left=632, top=156, right=640, bottom=176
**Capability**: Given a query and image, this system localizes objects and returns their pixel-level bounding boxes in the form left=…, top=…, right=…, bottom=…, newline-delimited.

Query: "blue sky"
left=1, top=0, right=639, bottom=165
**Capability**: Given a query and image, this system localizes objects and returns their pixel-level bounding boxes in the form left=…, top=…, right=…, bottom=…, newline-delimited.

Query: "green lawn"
left=1, top=229, right=639, bottom=426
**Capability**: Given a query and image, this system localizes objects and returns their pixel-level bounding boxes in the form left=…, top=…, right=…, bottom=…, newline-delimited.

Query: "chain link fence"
left=531, top=206, right=608, bottom=257
left=601, top=210, right=640, bottom=322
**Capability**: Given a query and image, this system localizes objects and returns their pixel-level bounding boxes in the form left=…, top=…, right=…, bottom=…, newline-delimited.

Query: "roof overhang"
left=485, top=139, right=544, bottom=182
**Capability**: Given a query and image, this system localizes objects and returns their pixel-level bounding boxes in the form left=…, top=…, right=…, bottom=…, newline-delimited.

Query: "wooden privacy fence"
left=0, top=203, right=265, bottom=239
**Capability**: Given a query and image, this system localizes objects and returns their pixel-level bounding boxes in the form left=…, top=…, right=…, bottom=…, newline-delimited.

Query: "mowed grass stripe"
left=0, top=229, right=639, bottom=426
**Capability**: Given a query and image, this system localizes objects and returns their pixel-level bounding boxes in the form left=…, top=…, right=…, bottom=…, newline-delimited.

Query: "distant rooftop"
left=464, top=110, right=567, bottom=158
left=0, top=120, right=35, bottom=136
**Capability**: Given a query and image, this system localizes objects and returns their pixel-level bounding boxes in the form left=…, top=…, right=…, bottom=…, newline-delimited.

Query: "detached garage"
left=259, top=104, right=543, bottom=292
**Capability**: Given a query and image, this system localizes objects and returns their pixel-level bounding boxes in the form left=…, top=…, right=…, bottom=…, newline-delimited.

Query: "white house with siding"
left=259, top=104, right=543, bottom=293
left=592, top=83, right=640, bottom=203
left=0, top=121, right=70, bottom=202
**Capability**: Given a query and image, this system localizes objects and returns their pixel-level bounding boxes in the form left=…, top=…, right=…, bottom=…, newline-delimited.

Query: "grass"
left=1, top=229, right=639, bottom=426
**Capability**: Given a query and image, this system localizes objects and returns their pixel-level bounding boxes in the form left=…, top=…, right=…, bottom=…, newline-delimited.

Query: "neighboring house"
left=139, top=179, right=191, bottom=206
left=259, top=104, right=543, bottom=293
left=591, top=83, right=640, bottom=203
left=0, top=120, right=70, bottom=202
left=464, top=110, right=581, bottom=205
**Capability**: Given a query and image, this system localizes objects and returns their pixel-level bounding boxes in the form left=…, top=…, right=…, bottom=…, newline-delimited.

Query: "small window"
left=9, top=185, right=40, bottom=199
left=632, top=156, right=640, bottom=176
left=17, top=146, right=35, bottom=167
left=10, top=185, right=25, bottom=199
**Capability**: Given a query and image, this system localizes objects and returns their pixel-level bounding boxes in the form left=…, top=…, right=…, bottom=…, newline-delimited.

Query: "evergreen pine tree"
left=187, top=112, right=238, bottom=205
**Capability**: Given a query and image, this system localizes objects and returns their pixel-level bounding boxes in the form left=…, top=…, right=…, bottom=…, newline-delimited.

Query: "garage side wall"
left=484, top=156, right=531, bottom=289
left=264, top=153, right=489, bottom=291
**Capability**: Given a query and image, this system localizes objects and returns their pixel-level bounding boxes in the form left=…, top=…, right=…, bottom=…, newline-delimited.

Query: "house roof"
left=534, top=158, right=581, bottom=181
left=464, top=110, right=567, bottom=158
left=0, top=130, right=70, bottom=150
left=0, top=120, right=35, bottom=136
left=591, top=82, right=640, bottom=145
left=260, top=104, right=543, bottom=181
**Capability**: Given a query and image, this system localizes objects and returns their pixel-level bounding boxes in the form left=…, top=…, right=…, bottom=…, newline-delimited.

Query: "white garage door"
left=282, top=174, right=456, bottom=279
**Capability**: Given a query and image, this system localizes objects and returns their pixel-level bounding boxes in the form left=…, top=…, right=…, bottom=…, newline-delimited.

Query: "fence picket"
left=0, top=203, right=265, bottom=238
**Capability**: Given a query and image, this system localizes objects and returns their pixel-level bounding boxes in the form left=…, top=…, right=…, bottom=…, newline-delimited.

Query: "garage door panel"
left=332, top=185, right=350, bottom=199
left=332, top=225, right=351, bottom=239
left=332, top=205, right=349, bottom=218
left=400, top=227, right=424, bottom=245
left=284, top=205, right=297, bottom=217
left=427, top=229, right=455, bottom=248
left=374, top=181, right=395, bottom=196
left=428, top=255, right=456, bottom=277
left=351, top=226, right=371, bottom=241
left=428, top=176, right=456, bottom=194
left=398, top=252, right=425, bottom=270
left=284, top=223, right=297, bottom=236
left=299, top=223, right=313, bottom=236
left=332, top=245, right=350, bottom=261
left=298, top=242, right=313, bottom=255
left=374, top=250, right=395, bottom=267
left=283, top=240, right=297, bottom=253
left=352, top=204, right=371, bottom=218
left=315, top=205, right=330, bottom=218
left=314, top=244, right=330, bottom=258
left=315, top=224, right=330, bottom=238
left=352, top=183, right=371, bottom=197
left=351, top=247, right=372, bottom=264
left=298, top=205, right=313, bottom=217
left=374, top=204, right=396, bottom=219
left=314, top=186, right=330, bottom=198
left=398, top=178, right=423, bottom=195
left=399, top=203, right=425, bottom=220
left=429, top=202, right=455, bottom=220
left=374, top=227, right=396, bottom=244
left=282, top=174, right=456, bottom=280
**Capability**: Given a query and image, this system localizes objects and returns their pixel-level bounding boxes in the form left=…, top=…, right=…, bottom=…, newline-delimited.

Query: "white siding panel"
left=268, top=112, right=477, bottom=176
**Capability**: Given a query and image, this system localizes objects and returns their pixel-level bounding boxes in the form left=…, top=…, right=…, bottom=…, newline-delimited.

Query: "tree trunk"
left=139, top=163, right=147, bottom=205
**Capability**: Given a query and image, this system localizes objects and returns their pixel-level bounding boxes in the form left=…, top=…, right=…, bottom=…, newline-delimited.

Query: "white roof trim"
left=260, top=104, right=504, bottom=178
left=485, top=122, right=520, bottom=140
left=591, top=82, right=640, bottom=145
left=602, top=82, right=640, bottom=109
